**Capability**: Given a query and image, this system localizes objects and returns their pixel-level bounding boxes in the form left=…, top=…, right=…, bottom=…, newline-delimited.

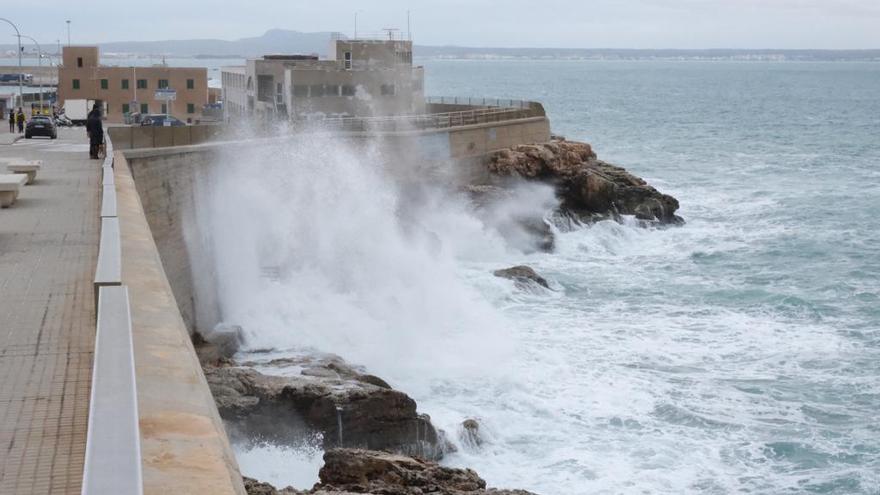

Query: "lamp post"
left=20, top=35, right=45, bottom=113
left=354, top=10, right=365, bottom=39
left=0, top=17, right=23, bottom=110
left=66, top=20, right=71, bottom=46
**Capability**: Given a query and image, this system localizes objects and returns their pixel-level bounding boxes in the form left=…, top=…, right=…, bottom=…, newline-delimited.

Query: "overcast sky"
left=2, top=0, right=879, bottom=49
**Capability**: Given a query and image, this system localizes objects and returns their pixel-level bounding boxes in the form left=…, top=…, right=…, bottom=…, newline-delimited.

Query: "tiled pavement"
left=0, top=129, right=100, bottom=494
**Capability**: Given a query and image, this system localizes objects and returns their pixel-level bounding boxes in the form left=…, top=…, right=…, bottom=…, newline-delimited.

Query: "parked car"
left=25, top=116, right=57, bottom=139
left=140, top=114, right=185, bottom=127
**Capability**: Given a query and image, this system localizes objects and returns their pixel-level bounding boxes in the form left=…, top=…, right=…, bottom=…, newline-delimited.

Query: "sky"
left=2, top=0, right=879, bottom=49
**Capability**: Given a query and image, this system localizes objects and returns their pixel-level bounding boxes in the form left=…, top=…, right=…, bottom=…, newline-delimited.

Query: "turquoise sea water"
left=413, top=60, right=880, bottom=494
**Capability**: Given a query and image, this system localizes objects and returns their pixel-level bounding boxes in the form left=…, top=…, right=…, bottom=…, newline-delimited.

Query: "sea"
left=216, top=59, right=880, bottom=494
left=12, top=54, right=878, bottom=493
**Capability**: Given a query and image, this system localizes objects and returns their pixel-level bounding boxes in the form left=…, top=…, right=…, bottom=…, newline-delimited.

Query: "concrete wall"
left=114, top=152, right=244, bottom=494
left=109, top=125, right=226, bottom=150
left=123, top=146, right=223, bottom=335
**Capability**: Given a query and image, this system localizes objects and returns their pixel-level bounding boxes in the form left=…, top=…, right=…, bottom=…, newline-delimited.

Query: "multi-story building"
left=57, top=46, right=208, bottom=124
left=222, top=35, right=424, bottom=121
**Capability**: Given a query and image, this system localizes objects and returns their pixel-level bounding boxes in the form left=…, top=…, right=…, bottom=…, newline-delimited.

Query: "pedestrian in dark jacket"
left=86, top=104, right=104, bottom=159
left=7, top=110, right=13, bottom=133
left=15, top=108, right=25, bottom=133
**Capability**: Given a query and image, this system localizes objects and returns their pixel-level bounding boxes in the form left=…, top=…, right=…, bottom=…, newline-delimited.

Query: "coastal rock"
left=205, top=355, right=448, bottom=460
left=315, top=449, right=539, bottom=495
left=486, top=140, right=682, bottom=224
left=460, top=419, right=484, bottom=449
left=493, top=266, right=550, bottom=289
left=244, top=449, right=539, bottom=495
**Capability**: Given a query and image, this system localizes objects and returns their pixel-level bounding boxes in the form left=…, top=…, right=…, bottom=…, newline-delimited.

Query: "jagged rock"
left=493, top=266, right=550, bottom=289
left=245, top=449, right=539, bottom=495
left=316, top=449, right=539, bottom=495
left=205, top=355, right=448, bottom=460
left=243, top=476, right=303, bottom=495
left=486, top=140, right=682, bottom=224
left=460, top=419, right=484, bottom=449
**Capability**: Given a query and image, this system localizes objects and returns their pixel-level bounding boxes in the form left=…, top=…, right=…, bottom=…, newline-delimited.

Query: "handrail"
left=85, top=133, right=143, bottom=494
left=306, top=99, right=543, bottom=133
left=82, top=286, right=143, bottom=495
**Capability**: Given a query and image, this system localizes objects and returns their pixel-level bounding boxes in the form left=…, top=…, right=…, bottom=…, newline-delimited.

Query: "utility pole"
left=0, top=18, right=24, bottom=110
left=21, top=35, right=44, bottom=113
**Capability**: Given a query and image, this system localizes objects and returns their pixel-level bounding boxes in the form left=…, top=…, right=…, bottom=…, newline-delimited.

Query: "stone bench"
left=7, top=163, right=41, bottom=184
left=82, top=285, right=143, bottom=495
left=0, top=173, right=28, bottom=207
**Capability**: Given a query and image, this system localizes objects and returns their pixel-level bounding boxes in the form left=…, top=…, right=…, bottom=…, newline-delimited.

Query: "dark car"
left=25, top=116, right=57, bottom=139
left=140, top=114, right=185, bottom=127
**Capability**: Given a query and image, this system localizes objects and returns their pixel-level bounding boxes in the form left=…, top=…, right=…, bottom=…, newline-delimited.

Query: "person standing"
left=15, top=108, right=25, bottom=133
left=86, top=104, right=103, bottom=159
left=7, top=110, right=13, bottom=133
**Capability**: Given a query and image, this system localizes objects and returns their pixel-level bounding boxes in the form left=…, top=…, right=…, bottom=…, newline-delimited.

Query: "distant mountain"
left=98, top=29, right=334, bottom=57
left=2, top=30, right=878, bottom=61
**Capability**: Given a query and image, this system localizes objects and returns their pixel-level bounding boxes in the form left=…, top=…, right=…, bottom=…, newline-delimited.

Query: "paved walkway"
left=0, top=129, right=99, bottom=494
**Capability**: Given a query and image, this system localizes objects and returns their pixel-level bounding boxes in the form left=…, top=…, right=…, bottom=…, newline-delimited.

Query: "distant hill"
left=2, top=30, right=878, bottom=61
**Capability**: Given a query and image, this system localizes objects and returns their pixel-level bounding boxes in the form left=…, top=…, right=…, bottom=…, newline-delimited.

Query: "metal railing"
left=303, top=97, right=543, bottom=133
left=426, top=96, right=533, bottom=110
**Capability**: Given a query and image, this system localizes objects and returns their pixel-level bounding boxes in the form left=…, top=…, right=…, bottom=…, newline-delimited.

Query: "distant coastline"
left=1, top=28, right=877, bottom=62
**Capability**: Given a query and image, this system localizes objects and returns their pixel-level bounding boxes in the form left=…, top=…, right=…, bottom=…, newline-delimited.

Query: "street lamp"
left=0, top=17, right=24, bottom=110
left=20, top=35, right=45, bottom=113
left=66, top=20, right=71, bottom=46
left=354, top=10, right=365, bottom=39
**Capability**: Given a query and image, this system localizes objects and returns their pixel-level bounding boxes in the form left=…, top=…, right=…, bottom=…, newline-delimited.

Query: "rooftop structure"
left=222, top=36, right=424, bottom=121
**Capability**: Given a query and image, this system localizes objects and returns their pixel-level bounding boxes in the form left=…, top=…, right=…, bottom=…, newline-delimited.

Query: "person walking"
left=7, top=110, right=13, bottom=133
left=15, top=108, right=25, bottom=133
left=86, top=104, right=103, bottom=159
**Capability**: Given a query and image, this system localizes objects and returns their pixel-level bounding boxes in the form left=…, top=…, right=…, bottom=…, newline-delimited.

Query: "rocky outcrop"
left=486, top=140, right=682, bottom=224
left=493, top=266, right=550, bottom=290
left=243, top=449, right=539, bottom=495
left=206, top=354, right=448, bottom=460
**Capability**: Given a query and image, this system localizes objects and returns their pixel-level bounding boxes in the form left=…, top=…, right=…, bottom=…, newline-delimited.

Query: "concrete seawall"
left=114, top=152, right=244, bottom=494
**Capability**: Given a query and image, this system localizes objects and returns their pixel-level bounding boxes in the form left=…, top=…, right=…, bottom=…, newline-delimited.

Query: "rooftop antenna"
left=407, top=10, right=411, bottom=41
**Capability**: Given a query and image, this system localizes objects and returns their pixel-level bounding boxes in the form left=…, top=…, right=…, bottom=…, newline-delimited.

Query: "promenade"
left=0, top=129, right=99, bottom=494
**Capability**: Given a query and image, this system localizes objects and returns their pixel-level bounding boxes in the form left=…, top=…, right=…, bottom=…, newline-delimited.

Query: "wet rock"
left=486, top=139, right=682, bottom=224
left=205, top=355, right=449, bottom=460
left=493, top=266, right=550, bottom=289
left=245, top=449, right=539, bottom=495
left=460, top=419, right=484, bottom=449
left=243, top=476, right=302, bottom=495
left=316, top=449, right=538, bottom=495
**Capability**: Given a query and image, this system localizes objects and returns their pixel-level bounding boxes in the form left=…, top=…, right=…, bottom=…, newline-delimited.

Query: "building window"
left=121, top=79, right=129, bottom=90
left=137, top=79, right=147, bottom=89
left=324, top=85, right=340, bottom=96
left=344, top=51, right=352, bottom=69
left=140, top=103, right=148, bottom=114
left=187, top=79, right=194, bottom=90
left=100, top=79, right=108, bottom=90
left=158, top=79, right=169, bottom=89
left=161, top=103, right=167, bottom=114
left=309, top=85, right=325, bottom=97
left=77, top=57, right=83, bottom=68
left=380, top=84, right=396, bottom=96
left=72, top=79, right=80, bottom=90
left=341, top=85, right=356, bottom=96
left=187, top=103, right=195, bottom=114
left=122, top=103, right=130, bottom=114
left=293, top=85, right=309, bottom=97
